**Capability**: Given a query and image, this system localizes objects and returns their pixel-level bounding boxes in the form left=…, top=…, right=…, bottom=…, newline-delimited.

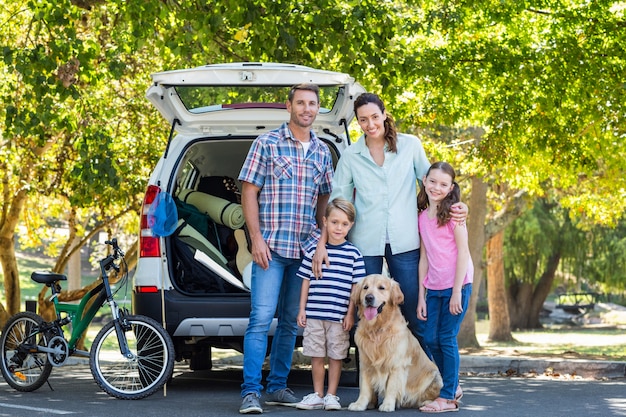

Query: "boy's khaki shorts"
left=302, top=318, right=349, bottom=360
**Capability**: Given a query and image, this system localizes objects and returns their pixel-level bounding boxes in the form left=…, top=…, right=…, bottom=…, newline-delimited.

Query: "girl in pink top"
left=417, top=162, right=473, bottom=413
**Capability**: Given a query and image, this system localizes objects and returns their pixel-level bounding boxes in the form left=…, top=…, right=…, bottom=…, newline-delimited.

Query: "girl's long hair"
left=417, top=161, right=461, bottom=227
left=354, top=93, right=398, bottom=153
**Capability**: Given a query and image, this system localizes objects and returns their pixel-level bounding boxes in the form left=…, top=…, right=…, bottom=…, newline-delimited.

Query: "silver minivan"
left=132, top=62, right=365, bottom=370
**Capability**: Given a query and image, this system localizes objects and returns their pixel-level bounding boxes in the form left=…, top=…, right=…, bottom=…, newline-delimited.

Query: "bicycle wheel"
left=0, top=311, right=53, bottom=392
left=90, top=315, right=175, bottom=400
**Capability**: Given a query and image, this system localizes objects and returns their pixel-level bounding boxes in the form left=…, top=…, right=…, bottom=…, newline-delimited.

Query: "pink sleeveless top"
left=418, top=210, right=474, bottom=291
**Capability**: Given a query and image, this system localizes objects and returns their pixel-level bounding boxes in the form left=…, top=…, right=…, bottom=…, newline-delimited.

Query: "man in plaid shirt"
left=238, top=84, right=333, bottom=414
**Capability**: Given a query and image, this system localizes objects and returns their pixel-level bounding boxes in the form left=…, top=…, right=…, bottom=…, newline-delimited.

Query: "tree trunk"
left=0, top=297, right=10, bottom=324
left=507, top=280, right=534, bottom=329
left=0, top=140, right=49, bottom=321
left=0, top=188, right=30, bottom=317
left=508, top=250, right=561, bottom=329
left=458, top=175, right=488, bottom=348
left=487, top=230, right=514, bottom=341
left=0, top=234, right=20, bottom=315
left=68, top=235, right=82, bottom=291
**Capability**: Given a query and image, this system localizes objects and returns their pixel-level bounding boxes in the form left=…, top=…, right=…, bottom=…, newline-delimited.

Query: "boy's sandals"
left=419, top=398, right=459, bottom=413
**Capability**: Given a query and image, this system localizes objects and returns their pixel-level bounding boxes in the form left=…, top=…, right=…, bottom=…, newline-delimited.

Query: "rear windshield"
left=175, top=85, right=344, bottom=114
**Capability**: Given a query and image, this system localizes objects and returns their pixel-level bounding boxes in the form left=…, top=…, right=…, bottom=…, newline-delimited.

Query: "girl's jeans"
left=241, top=252, right=303, bottom=397
left=424, top=284, right=472, bottom=400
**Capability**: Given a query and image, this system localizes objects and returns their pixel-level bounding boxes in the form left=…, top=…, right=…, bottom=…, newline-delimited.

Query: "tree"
left=585, top=219, right=626, bottom=294
left=486, top=230, right=514, bottom=341
left=0, top=0, right=163, bottom=319
left=0, top=0, right=419, bottom=321
left=505, top=199, right=583, bottom=329
left=505, top=201, right=626, bottom=330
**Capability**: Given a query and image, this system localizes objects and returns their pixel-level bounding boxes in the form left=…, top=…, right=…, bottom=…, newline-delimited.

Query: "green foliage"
left=1, top=0, right=162, bottom=257
left=584, top=219, right=626, bottom=291
left=521, top=199, right=592, bottom=286
left=505, top=200, right=565, bottom=285
left=393, top=1, right=626, bottom=224
left=506, top=199, right=626, bottom=293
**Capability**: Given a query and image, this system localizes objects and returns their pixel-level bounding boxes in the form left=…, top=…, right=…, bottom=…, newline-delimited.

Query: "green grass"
left=467, top=320, right=626, bottom=361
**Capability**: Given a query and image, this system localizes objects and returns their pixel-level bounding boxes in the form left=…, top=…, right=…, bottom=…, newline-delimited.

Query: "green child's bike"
left=0, top=238, right=175, bottom=399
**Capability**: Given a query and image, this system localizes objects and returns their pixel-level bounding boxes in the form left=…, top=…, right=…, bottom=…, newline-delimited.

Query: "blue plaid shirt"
left=238, top=123, right=333, bottom=259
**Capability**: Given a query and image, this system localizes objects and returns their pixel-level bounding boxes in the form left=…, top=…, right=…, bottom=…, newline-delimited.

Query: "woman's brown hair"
left=354, top=93, right=398, bottom=153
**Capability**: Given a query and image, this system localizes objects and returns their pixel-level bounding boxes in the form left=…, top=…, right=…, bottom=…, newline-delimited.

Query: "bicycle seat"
left=31, top=271, right=67, bottom=285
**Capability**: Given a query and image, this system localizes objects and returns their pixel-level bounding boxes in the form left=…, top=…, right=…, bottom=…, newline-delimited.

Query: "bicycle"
left=0, top=238, right=175, bottom=400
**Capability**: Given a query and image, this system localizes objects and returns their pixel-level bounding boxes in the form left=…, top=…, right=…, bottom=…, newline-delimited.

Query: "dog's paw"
left=378, top=402, right=396, bottom=412
left=348, top=401, right=367, bottom=411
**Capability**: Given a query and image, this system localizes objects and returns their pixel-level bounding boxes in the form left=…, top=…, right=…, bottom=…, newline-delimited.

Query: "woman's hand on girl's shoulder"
left=450, top=202, right=468, bottom=225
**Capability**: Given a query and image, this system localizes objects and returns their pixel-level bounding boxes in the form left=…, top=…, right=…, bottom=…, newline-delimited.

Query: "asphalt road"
left=0, top=363, right=625, bottom=417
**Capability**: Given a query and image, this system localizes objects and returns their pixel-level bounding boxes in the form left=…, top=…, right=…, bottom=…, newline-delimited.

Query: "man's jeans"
left=241, top=252, right=303, bottom=397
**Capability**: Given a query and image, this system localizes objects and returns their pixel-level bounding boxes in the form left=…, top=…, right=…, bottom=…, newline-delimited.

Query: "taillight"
left=139, top=185, right=161, bottom=258
left=135, top=286, right=159, bottom=293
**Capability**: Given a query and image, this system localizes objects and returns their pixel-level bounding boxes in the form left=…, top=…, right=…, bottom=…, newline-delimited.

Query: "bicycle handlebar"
left=104, top=239, right=125, bottom=258
left=101, top=239, right=125, bottom=273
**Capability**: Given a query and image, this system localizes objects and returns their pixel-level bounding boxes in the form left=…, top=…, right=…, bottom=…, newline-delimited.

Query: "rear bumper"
left=132, top=290, right=252, bottom=337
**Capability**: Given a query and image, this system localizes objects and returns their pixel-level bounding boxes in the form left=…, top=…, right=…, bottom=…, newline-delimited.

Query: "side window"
left=177, top=161, right=199, bottom=193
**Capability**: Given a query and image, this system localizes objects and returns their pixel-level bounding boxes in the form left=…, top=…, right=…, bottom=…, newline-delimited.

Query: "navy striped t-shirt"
left=297, top=241, right=366, bottom=322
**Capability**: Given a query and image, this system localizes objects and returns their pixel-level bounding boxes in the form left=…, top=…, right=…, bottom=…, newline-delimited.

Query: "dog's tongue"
left=364, top=306, right=378, bottom=321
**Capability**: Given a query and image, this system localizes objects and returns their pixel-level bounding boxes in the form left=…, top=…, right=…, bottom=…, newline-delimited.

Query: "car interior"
left=165, top=137, right=341, bottom=296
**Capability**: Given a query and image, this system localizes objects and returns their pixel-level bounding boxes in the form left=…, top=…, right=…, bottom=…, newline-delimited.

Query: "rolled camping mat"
left=179, top=190, right=245, bottom=229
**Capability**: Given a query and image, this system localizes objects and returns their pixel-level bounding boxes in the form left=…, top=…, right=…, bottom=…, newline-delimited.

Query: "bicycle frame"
left=48, top=282, right=107, bottom=354
left=47, top=249, right=131, bottom=358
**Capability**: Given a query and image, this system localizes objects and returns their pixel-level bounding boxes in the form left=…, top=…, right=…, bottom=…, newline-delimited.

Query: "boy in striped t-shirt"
left=295, top=198, right=366, bottom=411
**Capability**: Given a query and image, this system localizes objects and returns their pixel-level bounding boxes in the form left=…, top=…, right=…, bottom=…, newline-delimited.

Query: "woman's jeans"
left=423, top=284, right=472, bottom=400
left=241, top=252, right=303, bottom=397
left=363, top=246, right=427, bottom=352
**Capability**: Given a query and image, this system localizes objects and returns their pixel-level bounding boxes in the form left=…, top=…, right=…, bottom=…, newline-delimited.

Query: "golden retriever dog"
left=348, top=274, right=442, bottom=412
